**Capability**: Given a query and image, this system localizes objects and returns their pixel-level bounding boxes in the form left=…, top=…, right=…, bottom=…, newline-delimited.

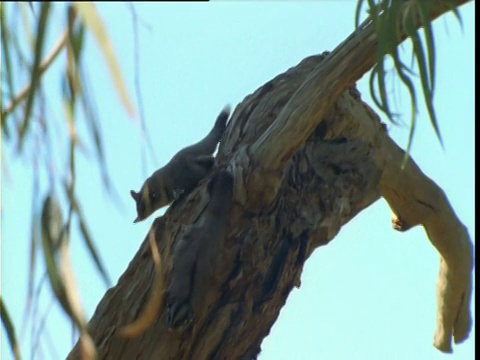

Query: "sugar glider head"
left=130, top=177, right=171, bottom=223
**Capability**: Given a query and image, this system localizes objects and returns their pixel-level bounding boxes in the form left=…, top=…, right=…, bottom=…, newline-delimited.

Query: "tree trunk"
left=68, top=2, right=473, bottom=358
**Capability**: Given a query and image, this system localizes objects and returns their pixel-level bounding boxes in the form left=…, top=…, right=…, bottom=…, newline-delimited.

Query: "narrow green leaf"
left=411, top=35, right=442, bottom=145
left=73, top=2, right=136, bottom=117
left=354, top=0, right=366, bottom=39
left=57, top=235, right=89, bottom=330
left=400, top=0, right=415, bottom=37
left=407, top=21, right=430, bottom=94
left=29, top=270, right=49, bottom=357
left=9, top=4, right=30, bottom=67
left=40, top=195, right=91, bottom=336
left=423, top=89, right=441, bottom=145
left=1, top=297, right=22, bottom=360
left=45, top=200, right=96, bottom=359
left=418, top=0, right=436, bottom=91
left=377, top=57, right=395, bottom=122
left=68, top=6, right=85, bottom=65
left=32, top=301, right=61, bottom=360
left=355, top=0, right=365, bottom=28
left=77, top=213, right=112, bottom=287
left=77, top=64, right=125, bottom=210
left=369, top=66, right=385, bottom=112
left=3, top=27, right=68, bottom=123
left=19, top=2, right=51, bottom=151
left=367, top=0, right=399, bottom=126
left=442, top=0, right=464, bottom=30
left=17, top=2, right=35, bottom=50
left=77, top=70, right=108, bottom=188
left=406, top=7, right=443, bottom=146
left=392, top=47, right=418, bottom=160
left=369, top=65, right=398, bottom=125
left=366, top=0, right=379, bottom=27
left=24, top=202, right=39, bottom=330
left=41, top=195, right=70, bottom=312
left=398, top=59, right=417, bottom=77
left=63, top=182, right=112, bottom=287
left=1, top=2, right=15, bottom=136
left=66, top=6, right=81, bottom=125
left=31, top=293, right=53, bottom=357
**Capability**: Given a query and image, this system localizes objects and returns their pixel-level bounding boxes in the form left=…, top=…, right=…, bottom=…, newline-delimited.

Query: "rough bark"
left=68, top=1, right=473, bottom=358
left=67, top=54, right=472, bottom=359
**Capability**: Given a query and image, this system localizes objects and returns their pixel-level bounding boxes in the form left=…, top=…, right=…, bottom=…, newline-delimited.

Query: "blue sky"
left=1, top=1, right=475, bottom=359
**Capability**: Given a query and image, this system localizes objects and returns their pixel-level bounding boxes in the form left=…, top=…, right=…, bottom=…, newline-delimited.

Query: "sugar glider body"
left=130, top=105, right=231, bottom=222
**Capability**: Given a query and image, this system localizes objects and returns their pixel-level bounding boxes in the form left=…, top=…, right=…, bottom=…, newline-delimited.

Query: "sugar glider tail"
left=179, top=105, right=231, bottom=158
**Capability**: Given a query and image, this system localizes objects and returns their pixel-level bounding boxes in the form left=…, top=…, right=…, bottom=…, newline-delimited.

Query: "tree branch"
left=249, top=0, right=471, bottom=177
left=66, top=1, right=473, bottom=357
left=240, top=0, right=473, bottom=351
left=336, top=94, right=473, bottom=353
left=379, top=131, right=473, bottom=353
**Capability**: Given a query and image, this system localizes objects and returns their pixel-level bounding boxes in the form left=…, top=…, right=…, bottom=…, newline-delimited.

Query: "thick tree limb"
left=68, top=56, right=472, bottom=359
left=248, top=0, right=471, bottom=203
left=241, top=2, right=473, bottom=349
left=339, top=96, right=474, bottom=353
left=378, top=125, right=473, bottom=353
left=67, top=1, right=473, bottom=358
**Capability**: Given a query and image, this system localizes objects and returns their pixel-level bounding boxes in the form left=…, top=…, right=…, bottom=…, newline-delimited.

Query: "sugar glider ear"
left=130, top=190, right=139, bottom=201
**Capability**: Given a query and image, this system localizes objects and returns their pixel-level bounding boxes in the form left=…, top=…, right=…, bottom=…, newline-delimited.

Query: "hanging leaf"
left=64, top=183, right=112, bottom=287
left=73, top=2, right=136, bottom=118
left=1, top=297, right=22, bottom=360
left=19, top=2, right=51, bottom=150
left=1, top=3, right=15, bottom=137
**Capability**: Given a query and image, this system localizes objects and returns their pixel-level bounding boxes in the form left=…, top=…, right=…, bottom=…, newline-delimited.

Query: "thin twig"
left=2, top=30, right=68, bottom=120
